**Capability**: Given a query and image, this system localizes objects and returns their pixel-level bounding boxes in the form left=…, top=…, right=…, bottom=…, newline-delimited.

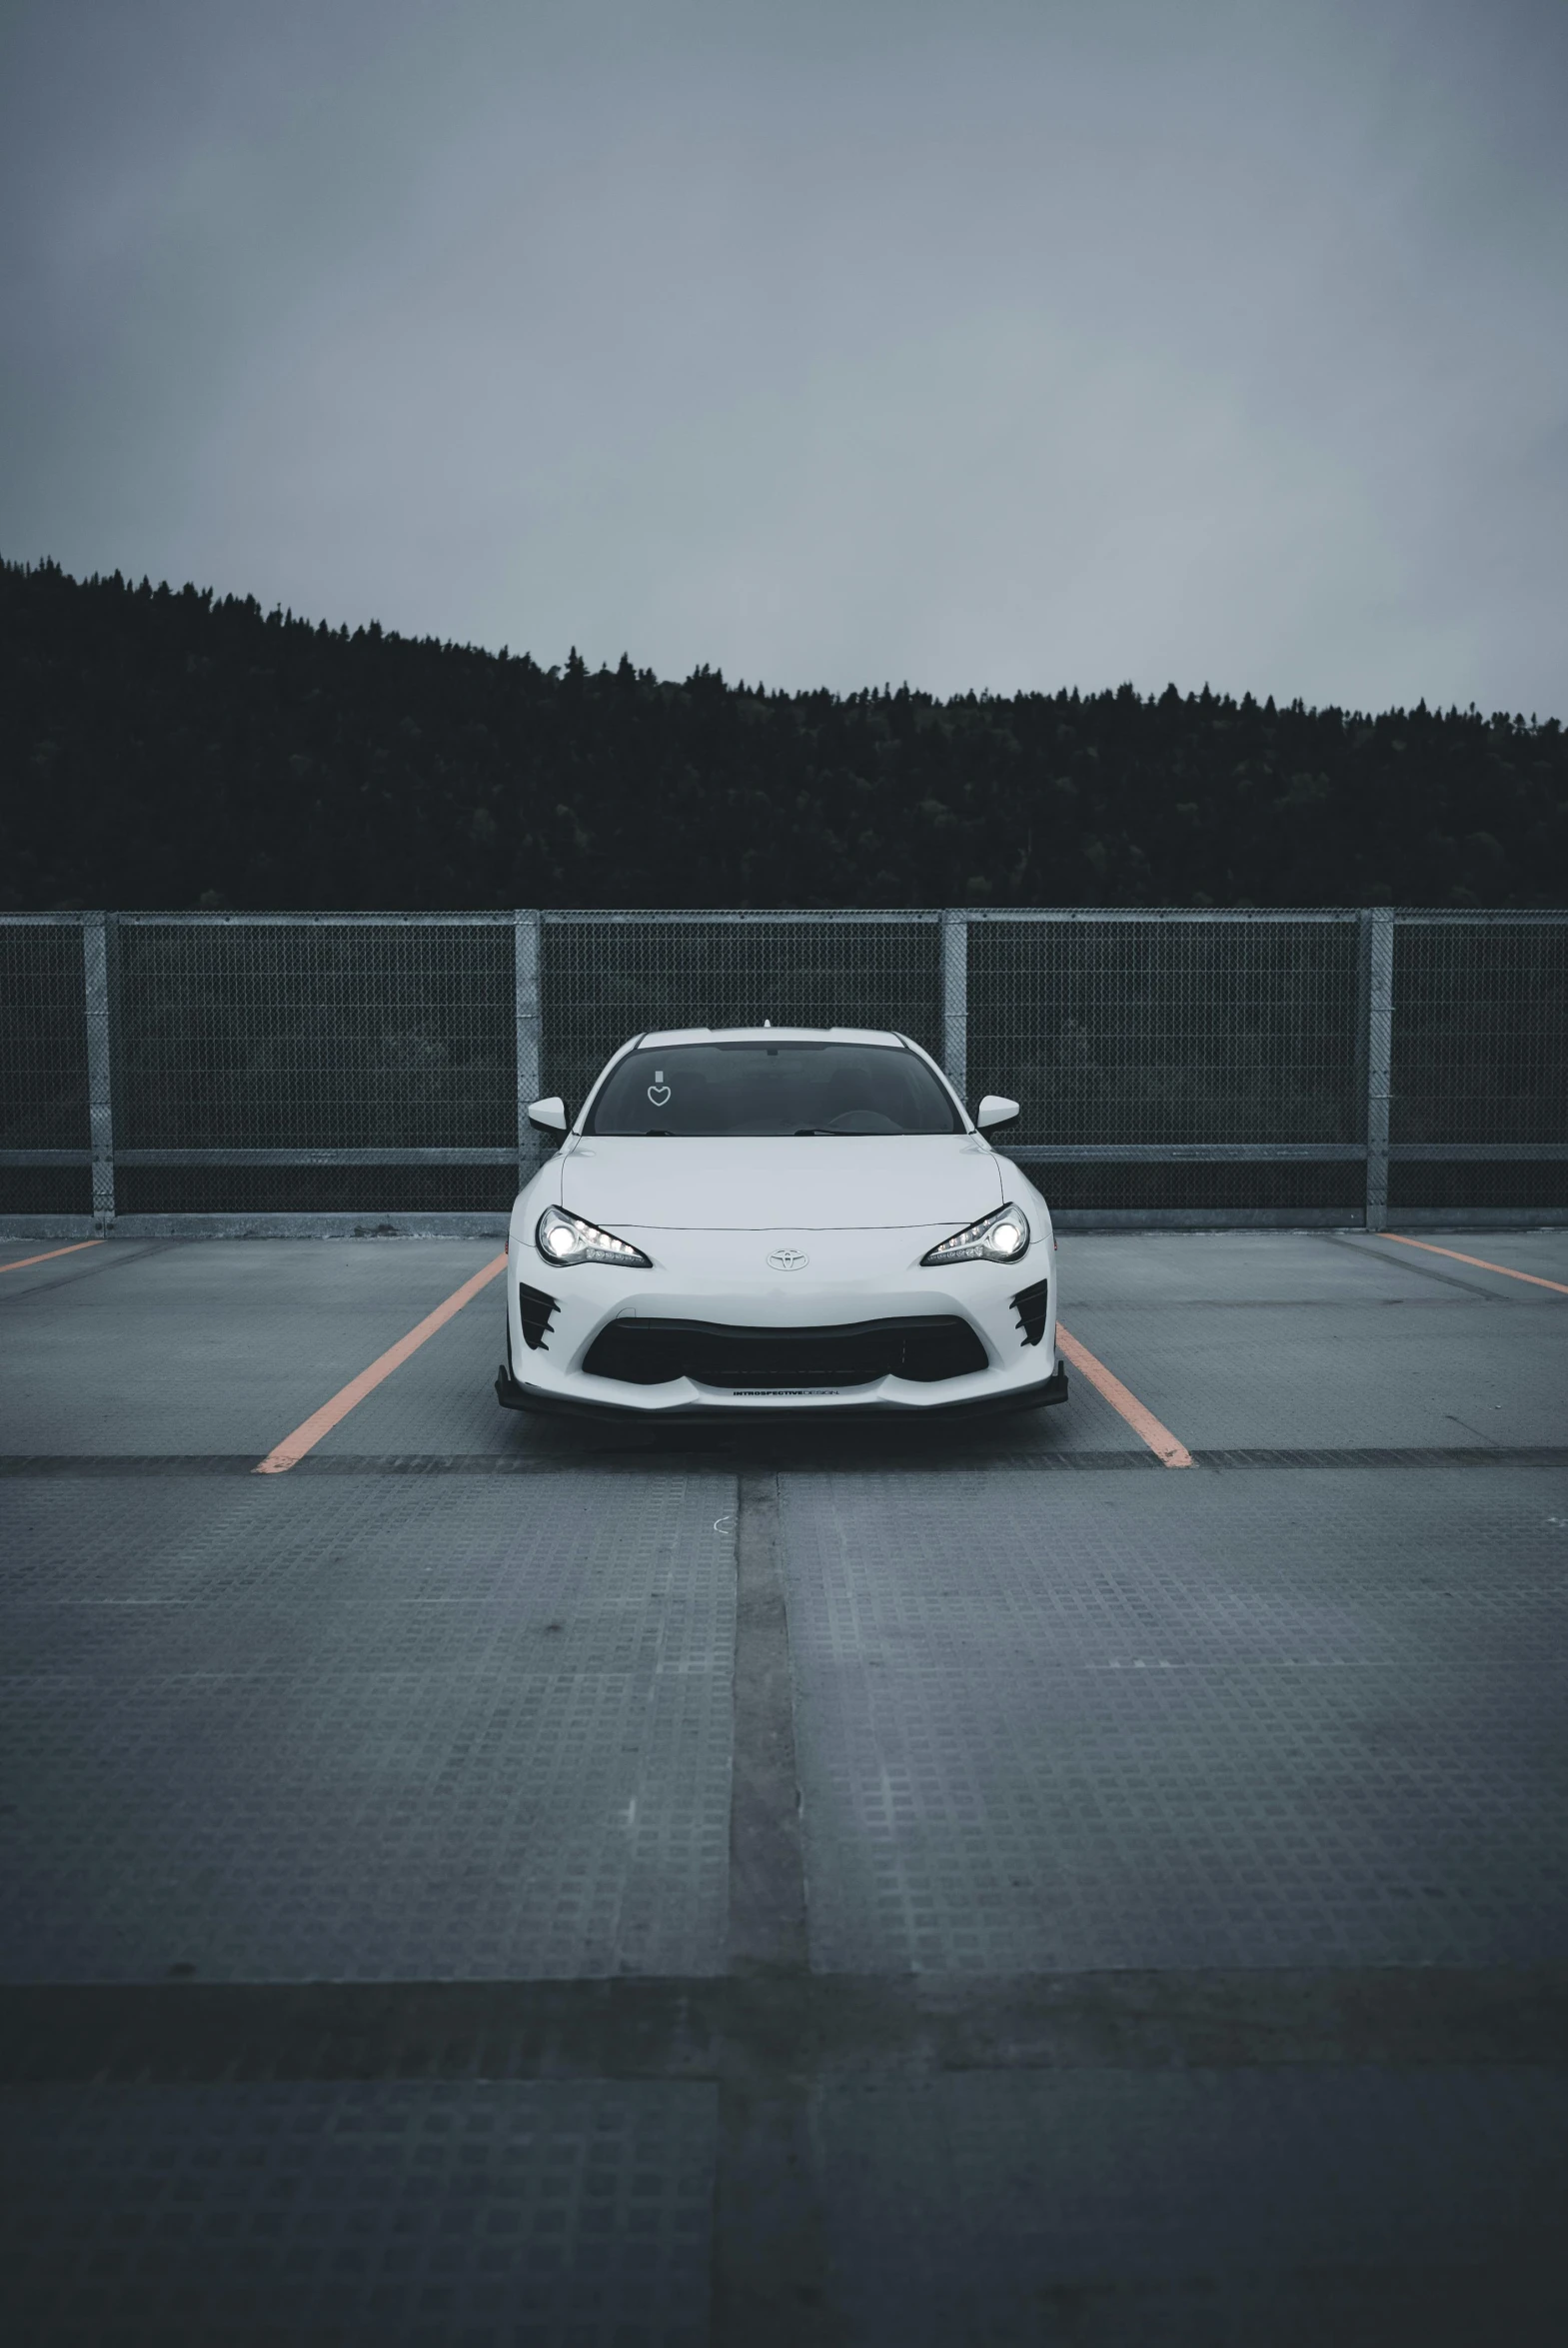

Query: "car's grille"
left=518, top=1283, right=558, bottom=1350
left=581, top=1315, right=988, bottom=1388
left=1010, top=1277, right=1051, bottom=1346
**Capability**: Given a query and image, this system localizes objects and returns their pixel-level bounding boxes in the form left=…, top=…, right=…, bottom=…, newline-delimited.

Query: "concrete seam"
left=714, top=1471, right=836, bottom=2344
left=727, top=1471, right=808, bottom=1973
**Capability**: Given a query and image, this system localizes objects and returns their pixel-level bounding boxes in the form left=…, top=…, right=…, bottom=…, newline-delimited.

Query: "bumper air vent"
left=518, top=1283, right=559, bottom=1351
left=582, top=1315, right=987, bottom=1389
left=1010, top=1278, right=1052, bottom=1346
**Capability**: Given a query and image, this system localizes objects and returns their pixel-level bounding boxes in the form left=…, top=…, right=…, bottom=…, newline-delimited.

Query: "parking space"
left=0, top=1240, right=503, bottom=1459
left=2, top=1228, right=1566, bottom=2342
left=1056, top=1230, right=1568, bottom=1452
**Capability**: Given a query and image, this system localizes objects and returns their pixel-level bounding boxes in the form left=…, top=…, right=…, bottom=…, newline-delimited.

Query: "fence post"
left=1364, top=907, right=1393, bottom=1231
left=940, top=908, right=968, bottom=1104
left=83, top=912, right=116, bottom=1234
left=514, top=909, right=541, bottom=1192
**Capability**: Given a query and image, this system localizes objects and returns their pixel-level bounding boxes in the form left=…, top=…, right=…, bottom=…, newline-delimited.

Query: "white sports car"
left=496, top=1026, right=1066, bottom=1421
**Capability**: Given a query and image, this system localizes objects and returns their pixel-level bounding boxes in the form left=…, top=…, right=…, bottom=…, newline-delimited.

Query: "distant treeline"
left=3, top=556, right=1565, bottom=910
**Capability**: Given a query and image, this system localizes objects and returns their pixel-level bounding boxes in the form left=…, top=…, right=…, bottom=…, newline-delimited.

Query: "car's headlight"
left=536, top=1205, right=652, bottom=1268
left=921, top=1202, right=1030, bottom=1266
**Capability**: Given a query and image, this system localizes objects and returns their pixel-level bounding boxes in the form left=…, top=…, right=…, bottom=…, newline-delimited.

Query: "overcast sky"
left=2, top=0, right=1564, bottom=713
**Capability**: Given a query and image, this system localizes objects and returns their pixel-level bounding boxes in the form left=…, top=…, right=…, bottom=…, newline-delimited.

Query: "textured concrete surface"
left=1059, top=1227, right=1568, bottom=1449
left=0, top=1239, right=499, bottom=1458
left=0, top=1474, right=735, bottom=1983
left=783, top=1464, right=1568, bottom=1972
left=0, top=2080, right=714, bottom=2346
left=815, top=2065, right=1568, bottom=2346
left=2, top=1228, right=1566, bottom=2344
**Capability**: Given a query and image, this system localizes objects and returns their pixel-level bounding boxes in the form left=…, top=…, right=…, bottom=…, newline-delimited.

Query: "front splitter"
left=494, top=1359, right=1067, bottom=1424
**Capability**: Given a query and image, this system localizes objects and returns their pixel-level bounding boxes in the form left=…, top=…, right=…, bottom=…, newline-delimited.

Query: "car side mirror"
left=527, top=1096, right=568, bottom=1137
left=975, top=1095, right=1019, bottom=1133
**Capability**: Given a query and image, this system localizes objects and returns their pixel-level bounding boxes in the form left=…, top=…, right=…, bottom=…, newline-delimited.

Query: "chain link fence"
left=2, top=910, right=1564, bottom=1236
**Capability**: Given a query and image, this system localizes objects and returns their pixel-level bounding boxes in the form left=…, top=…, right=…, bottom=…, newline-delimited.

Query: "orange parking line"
left=255, top=1252, right=508, bottom=1474
left=0, top=1240, right=102, bottom=1274
left=1380, top=1233, right=1568, bottom=1297
left=1057, top=1322, right=1193, bottom=1467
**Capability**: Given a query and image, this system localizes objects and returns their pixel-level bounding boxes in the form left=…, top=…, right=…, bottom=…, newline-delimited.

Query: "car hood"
left=556, top=1136, right=1004, bottom=1230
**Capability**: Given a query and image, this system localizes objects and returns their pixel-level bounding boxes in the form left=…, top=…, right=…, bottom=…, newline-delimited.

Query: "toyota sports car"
left=495, top=1026, right=1066, bottom=1420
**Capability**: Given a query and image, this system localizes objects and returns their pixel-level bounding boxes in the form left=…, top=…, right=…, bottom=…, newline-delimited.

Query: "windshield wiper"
left=792, top=1127, right=858, bottom=1136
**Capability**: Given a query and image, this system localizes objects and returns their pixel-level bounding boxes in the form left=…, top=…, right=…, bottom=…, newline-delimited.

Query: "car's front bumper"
left=498, top=1210, right=1064, bottom=1420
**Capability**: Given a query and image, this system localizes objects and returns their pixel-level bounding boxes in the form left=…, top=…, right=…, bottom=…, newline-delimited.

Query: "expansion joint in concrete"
left=716, top=1468, right=834, bottom=2344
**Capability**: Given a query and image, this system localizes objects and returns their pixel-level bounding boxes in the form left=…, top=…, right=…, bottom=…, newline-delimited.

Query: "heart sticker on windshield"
left=647, top=1084, right=672, bottom=1107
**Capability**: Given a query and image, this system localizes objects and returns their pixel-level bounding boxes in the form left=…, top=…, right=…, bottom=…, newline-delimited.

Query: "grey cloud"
left=2, top=0, right=1564, bottom=714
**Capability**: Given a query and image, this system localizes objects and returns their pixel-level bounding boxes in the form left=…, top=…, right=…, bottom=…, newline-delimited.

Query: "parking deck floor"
left=1, top=1230, right=1566, bottom=2343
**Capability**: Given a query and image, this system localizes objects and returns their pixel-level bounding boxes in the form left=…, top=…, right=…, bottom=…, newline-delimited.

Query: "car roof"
left=634, top=1026, right=906, bottom=1049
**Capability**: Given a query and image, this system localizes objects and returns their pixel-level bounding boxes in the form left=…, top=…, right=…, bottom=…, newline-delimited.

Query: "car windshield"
left=585, top=1041, right=964, bottom=1137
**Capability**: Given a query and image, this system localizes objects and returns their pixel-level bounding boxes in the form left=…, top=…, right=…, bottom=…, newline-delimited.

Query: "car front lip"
left=497, top=1351, right=1068, bottom=1422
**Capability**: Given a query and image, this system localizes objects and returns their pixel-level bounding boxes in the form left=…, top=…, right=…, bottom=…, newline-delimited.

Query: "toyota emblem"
left=766, top=1246, right=809, bottom=1271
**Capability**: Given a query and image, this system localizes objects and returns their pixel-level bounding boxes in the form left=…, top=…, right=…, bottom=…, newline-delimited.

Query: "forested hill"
left=3, top=557, right=1564, bottom=910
